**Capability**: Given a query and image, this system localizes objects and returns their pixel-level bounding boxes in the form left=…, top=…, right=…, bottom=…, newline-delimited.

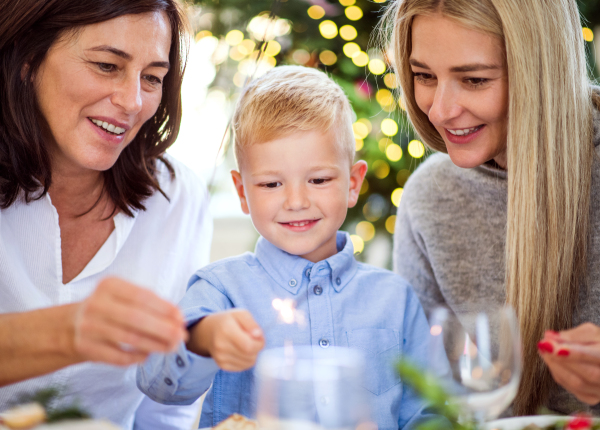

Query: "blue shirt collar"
left=254, top=231, right=358, bottom=294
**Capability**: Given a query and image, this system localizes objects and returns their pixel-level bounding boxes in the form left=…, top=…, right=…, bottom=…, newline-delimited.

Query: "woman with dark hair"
left=0, top=0, right=211, bottom=427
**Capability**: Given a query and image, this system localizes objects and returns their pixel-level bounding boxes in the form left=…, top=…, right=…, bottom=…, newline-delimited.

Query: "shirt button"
left=164, top=377, right=173, bottom=386
left=176, top=356, right=185, bottom=368
left=289, top=279, right=297, bottom=287
left=319, top=338, right=329, bottom=348
left=336, top=277, right=341, bottom=286
left=305, top=268, right=311, bottom=278
left=313, top=285, right=323, bottom=295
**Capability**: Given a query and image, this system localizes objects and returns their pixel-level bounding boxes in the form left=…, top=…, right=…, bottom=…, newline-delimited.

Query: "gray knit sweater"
left=393, top=101, right=600, bottom=415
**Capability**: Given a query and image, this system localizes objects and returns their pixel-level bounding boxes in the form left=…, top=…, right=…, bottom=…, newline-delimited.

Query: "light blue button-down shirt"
left=138, top=232, right=434, bottom=430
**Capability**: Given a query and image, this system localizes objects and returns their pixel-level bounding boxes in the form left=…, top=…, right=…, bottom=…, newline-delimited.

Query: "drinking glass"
left=428, top=306, right=522, bottom=425
left=255, top=346, right=370, bottom=430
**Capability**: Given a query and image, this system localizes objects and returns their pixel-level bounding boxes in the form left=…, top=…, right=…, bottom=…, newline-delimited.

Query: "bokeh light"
left=353, top=121, right=369, bottom=139
left=384, top=73, right=399, bottom=89
left=391, top=188, right=404, bottom=207
left=225, top=29, right=244, bottom=46
left=247, top=14, right=291, bottom=41
left=308, top=5, right=326, bottom=20
left=385, top=215, right=396, bottom=234
left=583, top=27, right=594, bottom=42
left=339, top=0, right=356, bottom=5
left=368, top=59, right=386, bottom=75
left=408, top=140, right=425, bottom=158
left=292, top=49, right=310, bottom=65
left=372, top=160, right=390, bottom=179
left=345, top=6, right=363, bottom=21
left=319, top=50, right=337, bottom=66
left=264, top=40, right=281, bottom=56
left=319, top=20, right=338, bottom=39
left=357, top=118, right=372, bottom=133
left=355, top=139, right=364, bottom=151
left=352, top=52, right=369, bottom=67
left=238, top=39, right=256, bottom=56
left=340, top=25, right=358, bottom=41
left=376, top=89, right=395, bottom=110
left=356, top=221, right=375, bottom=242
left=350, top=234, right=365, bottom=253
left=381, top=118, right=399, bottom=136
left=385, top=143, right=403, bottom=162
left=343, top=42, right=361, bottom=58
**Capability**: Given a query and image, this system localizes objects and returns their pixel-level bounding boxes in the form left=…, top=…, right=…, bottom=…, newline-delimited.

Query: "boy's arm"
left=136, top=276, right=229, bottom=405
left=397, top=287, right=443, bottom=430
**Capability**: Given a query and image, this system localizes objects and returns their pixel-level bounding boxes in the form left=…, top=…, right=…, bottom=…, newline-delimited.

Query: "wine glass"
left=255, top=345, right=370, bottom=430
left=428, top=305, right=522, bottom=425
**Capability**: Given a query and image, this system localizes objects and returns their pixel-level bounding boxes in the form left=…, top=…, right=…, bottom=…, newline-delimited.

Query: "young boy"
left=137, top=66, right=433, bottom=429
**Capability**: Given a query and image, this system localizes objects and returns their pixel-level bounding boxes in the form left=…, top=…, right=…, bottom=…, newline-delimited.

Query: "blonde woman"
left=386, top=0, right=600, bottom=416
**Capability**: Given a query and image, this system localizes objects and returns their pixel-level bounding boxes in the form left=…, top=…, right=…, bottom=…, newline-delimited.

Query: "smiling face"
left=410, top=14, right=509, bottom=169
left=231, top=129, right=367, bottom=263
left=35, top=12, right=171, bottom=175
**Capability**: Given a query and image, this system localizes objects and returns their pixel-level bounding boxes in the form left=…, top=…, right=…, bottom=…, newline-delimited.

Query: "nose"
left=427, top=82, right=463, bottom=127
left=283, top=184, right=310, bottom=211
left=111, top=75, right=143, bottom=115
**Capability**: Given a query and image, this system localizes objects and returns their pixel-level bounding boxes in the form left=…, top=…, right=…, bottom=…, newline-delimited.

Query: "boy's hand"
left=186, top=309, right=265, bottom=372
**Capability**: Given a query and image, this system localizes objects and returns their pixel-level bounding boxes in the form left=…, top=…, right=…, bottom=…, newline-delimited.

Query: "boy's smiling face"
left=232, top=129, right=367, bottom=263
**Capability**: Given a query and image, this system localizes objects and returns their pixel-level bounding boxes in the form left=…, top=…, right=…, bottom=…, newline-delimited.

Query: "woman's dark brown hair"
left=0, top=0, right=188, bottom=216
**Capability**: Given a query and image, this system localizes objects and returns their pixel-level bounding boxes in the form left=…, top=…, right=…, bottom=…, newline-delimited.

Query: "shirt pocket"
left=346, top=328, right=401, bottom=395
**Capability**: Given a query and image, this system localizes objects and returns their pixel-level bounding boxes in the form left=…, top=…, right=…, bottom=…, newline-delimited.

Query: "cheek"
left=413, top=84, right=432, bottom=115
left=140, top=92, right=163, bottom=122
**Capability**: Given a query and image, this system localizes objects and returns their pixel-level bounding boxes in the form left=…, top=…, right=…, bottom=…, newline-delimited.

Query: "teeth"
left=447, top=126, right=481, bottom=136
left=90, top=118, right=126, bottom=135
left=289, top=221, right=309, bottom=227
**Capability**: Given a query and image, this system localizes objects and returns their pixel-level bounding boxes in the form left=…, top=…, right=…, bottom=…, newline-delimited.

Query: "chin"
left=446, top=149, right=491, bottom=169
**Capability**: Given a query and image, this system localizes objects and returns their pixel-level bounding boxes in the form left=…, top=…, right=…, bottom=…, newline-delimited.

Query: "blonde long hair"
left=382, top=0, right=594, bottom=414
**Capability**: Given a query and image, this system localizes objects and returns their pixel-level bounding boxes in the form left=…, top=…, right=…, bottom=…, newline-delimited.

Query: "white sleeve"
left=133, top=395, right=203, bottom=430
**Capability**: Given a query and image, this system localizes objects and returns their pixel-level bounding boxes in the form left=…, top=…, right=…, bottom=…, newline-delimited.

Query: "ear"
left=347, top=160, right=368, bottom=208
left=231, top=170, right=250, bottom=215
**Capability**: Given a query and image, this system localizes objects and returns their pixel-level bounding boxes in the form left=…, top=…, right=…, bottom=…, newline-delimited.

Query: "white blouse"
left=0, top=155, right=212, bottom=430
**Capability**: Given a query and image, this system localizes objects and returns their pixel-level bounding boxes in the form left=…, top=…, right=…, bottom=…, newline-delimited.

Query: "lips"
left=279, top=219, right=320, bottom=232
left=444, top=124, right=486, bottom=144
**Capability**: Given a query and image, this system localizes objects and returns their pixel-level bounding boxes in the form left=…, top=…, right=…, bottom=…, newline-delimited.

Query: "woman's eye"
left=144, top=75, right=163, bottom=85
left=414, top=72, right=434, bottom=82
left=310, top=178, right=330, bottom=185
left=465, top=77, right=489, bottom=87
left=96, top=62, right=116, bottom=73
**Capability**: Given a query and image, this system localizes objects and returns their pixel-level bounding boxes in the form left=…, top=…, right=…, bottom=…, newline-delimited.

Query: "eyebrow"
left=87, top=45, right=170, bottom=69
left=409, top=58, right=502, bottom=73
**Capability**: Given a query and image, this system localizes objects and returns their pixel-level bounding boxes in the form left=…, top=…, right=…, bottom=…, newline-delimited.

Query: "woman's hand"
left=73, top=277, right=188, bottom=366
left=186, top=309, right=265, bottom=372
left=538, top=323, right=600, bottom=405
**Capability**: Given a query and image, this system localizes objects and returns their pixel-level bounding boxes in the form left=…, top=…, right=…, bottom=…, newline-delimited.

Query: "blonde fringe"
left=381, top=0, right=594, bottom=414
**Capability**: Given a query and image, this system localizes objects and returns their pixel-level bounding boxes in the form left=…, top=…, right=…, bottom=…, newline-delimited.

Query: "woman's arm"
left=0, top=277, right=187, bottom=387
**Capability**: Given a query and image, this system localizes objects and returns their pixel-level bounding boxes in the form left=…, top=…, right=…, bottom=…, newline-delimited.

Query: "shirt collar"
left=254, top=231, right=358, bottom=294
left=45, top=193, right=140, bottom=283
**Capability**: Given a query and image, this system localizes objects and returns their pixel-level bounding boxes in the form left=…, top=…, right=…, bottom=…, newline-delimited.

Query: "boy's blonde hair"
left=232, top=66, right=355, bottom=167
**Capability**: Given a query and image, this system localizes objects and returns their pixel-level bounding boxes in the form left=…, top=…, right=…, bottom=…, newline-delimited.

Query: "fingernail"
left=557, top=349, right=570, bottom=357
left=538, top=341, right=554, bottom=353
left=252, top=328, right=263, bottom=338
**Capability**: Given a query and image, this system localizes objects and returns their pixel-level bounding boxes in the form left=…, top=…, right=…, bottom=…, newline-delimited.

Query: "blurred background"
left=168, top=0, right=600, bottom=269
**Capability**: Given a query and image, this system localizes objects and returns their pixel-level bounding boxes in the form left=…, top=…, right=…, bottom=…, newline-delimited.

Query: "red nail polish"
left=557, top=349, right=570, bottom=357
left=538, top=341, right=554, bottom=353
